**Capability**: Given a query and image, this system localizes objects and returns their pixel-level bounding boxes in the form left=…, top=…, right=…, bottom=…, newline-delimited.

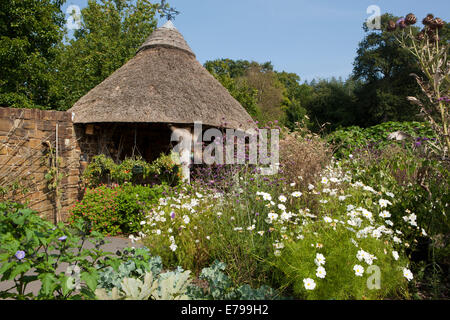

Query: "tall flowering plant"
left=387, top=13, right=449, bottom=157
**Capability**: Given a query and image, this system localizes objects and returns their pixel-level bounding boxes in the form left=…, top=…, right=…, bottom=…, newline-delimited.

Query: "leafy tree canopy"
left=0, top=0, right=66, bottom=109
left=351, top=13, right=449, bottom=126
left=52, top=0, right=160, bottom=110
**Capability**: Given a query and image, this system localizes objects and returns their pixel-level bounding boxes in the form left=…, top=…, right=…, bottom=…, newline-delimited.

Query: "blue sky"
left=63, top=0, right=450, bottom=82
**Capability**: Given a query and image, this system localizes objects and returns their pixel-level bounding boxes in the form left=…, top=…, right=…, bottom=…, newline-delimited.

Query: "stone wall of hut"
left=0, top=107, right=81, bottom=222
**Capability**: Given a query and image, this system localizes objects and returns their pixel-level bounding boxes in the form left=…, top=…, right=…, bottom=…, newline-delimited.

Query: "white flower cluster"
left=402, top=212, right=417, bottom=227
left=356, top=249, right=377, bottom=265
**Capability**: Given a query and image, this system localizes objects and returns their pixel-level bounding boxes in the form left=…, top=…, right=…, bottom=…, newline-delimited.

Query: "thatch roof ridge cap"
left=137, top=23, right=194, bottom=56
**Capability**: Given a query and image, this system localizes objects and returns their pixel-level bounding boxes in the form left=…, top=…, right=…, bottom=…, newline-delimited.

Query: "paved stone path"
left=0, top=236, right=145, bottom=299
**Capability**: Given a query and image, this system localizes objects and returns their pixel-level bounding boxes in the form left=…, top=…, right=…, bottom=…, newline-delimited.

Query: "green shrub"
left=68, top=184, right=165, bottom=236
left=340, top=144, right=450, bottom=298
left=274, top=221, right=409, bottom=300
left=0, top=202, right=109, bottom=300
left=188, top=260, right=279, bottom=300
left=327, top=121, right=436, bottom=159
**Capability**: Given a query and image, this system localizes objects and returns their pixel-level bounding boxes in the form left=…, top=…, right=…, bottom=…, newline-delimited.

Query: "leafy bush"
left=328, top=121, right=436, bottom=159
left=188, top=260, right=279, bottom=300
left=274, top=219, right=408, bottom=300
left=82, top=153, right=182, bottom=188
left=340, top=144, right=450, bottom=298
left=0, top=202, right=110, bottom=300
left=68, top=184, right=165, bottom=236
left=96, top=247, right=163, bottom=291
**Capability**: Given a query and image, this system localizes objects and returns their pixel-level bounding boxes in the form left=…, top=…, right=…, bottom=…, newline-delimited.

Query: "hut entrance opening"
left=85, top=123, right=174, bottom=163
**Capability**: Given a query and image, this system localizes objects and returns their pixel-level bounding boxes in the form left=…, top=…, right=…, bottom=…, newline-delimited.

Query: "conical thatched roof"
left=68, top=21, right=255, bottom=130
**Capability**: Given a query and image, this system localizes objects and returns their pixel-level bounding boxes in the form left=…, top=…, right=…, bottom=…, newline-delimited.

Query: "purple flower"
left=58, top=235, right=68, bottom=241
left=15, top=250, right=25, bottom=260
left=170, top=212, right=176, bottom=219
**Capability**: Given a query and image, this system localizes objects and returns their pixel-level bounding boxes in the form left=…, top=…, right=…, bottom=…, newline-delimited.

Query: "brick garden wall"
left=0, top=107, right=81, bottom=222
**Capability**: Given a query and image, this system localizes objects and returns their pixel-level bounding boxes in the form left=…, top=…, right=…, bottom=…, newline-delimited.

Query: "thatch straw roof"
left=68, top=21, right=255, bottom=130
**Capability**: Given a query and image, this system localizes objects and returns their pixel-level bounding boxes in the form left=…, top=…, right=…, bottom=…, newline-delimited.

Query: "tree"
left=204, top=59, right=260, bottom=118
left=204, top=59, right=309, bottom=126
left=0, top=0, right=66, bottom=109
left=276, top=71, right=311, bottom=130
left=304, top=78, right=358, bottom=132
left=352, top=13, right=424, bottom=126
left=52, top=0, right=159, bottom=110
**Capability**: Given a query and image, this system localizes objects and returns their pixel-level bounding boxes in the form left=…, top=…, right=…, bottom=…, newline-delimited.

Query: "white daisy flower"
left=379, top=199, right=392, bottom=208
left=353, top=264, right=364, bottom=276
left=303, top=278, right=316, bottom=290
left=379, top=211, right=391, bottom=218
left=278, top=195, right=287, bottom=202
left=403, top=268, right=413, bottom=281
left=314, top=253, right=326, bottom=266
left=316, top=266, right=326, bottom=279
left=268, top=212, right=278, bottom=221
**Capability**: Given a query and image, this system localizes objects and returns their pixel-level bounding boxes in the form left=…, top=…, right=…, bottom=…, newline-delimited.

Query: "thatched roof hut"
left=68, top=21, right=254, bottom=131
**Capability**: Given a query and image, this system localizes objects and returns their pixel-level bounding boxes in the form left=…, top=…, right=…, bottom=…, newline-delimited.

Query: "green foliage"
left=82, top=154, right=181, bottom=188
left=275, top=224, right=408, bottom=300
left=340, top=145, right=450, bottom=298
left=52, top=0, right=159, bottom=110
left=303, top=77, right=359, bottom=132
left=205, top=59, right=310, bottom=126
left=188, top=260, right=278, bottom=300
left=205, top=59, right=260, bottom=118
left=327, top=121, right=436, bottom=159
left=0, top=0, right=66, bottom=109
left=68, top=184, right=164, bottom=236
left=351, top=13, right=425, bottom=126
left=0, top=201, right=110, bottom=300
left=276, top=71, right=311, bottom=130
left=96, top=247, right=162, bottom=290
left=342, top=145, right=449, bottom=242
